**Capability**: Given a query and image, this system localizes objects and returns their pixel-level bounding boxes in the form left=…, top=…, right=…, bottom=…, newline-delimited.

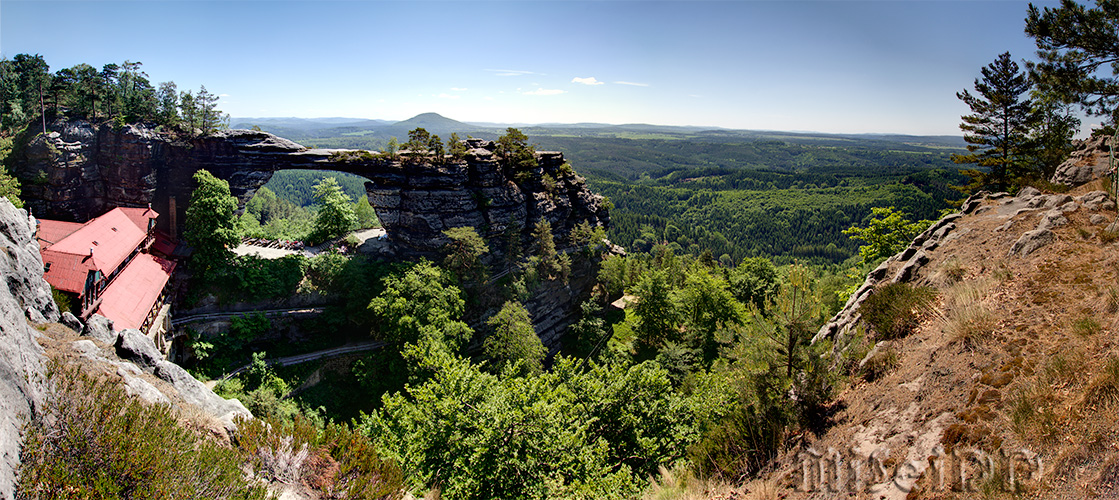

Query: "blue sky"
left=2, top=0, right=1062, bottom=135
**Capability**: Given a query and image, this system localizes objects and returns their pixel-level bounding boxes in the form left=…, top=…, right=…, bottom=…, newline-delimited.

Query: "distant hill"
left=384, top=112, right=482, bottom=138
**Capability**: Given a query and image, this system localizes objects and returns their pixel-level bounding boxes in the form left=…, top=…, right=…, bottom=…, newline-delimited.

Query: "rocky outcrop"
left=813, top=185, right=1112, bottom=350
left=11, top=120, right=610, bottom=257
left=0, top=198, right=57, bottom=500
left=1051, top=135, right=1113, bottom=186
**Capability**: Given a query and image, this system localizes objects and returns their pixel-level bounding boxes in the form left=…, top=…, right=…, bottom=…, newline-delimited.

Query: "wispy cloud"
left=522, top=88, right=566, bottom=96
left=614, top=81, right=650, bottom=87
left=486, top=69, right=540, bottom=77
left=219, top=93, right=230, bottom=97
left=572, top=76, right=604, bottom=86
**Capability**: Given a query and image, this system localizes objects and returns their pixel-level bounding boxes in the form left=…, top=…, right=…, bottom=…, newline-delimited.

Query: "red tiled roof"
left=96, top=253, right=175, bottom=330
left=150, top=232, right=178, bottom=256
left=36, top=220, right=83, bottom=251
left=39, top=208, right=149, bottom=294
left=118, top=206, right=158, bottom=233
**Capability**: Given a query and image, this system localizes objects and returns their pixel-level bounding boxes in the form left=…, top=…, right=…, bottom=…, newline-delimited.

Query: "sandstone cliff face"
left=1051, top=135, right=1114, bottom=186
left=11, top=120, right=610, bottom=257
left=0, top=199, right=57, bottom=500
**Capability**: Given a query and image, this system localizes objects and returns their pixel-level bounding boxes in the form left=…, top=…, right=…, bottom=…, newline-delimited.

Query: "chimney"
left=89, top=247, right=94, bottom=257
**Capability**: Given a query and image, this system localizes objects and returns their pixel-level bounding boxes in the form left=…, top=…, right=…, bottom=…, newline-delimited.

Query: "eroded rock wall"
left=11, top=121, right=610, bottom=257
left=0, top=198, right=58, bottom=500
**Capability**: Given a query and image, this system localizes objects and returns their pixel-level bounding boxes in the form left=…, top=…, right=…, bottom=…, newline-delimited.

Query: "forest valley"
left=3, top=1, right=1119, bottom=498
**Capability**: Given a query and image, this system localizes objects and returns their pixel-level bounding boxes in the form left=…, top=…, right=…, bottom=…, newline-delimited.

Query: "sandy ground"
left=232, top=228, right=387, bottom=259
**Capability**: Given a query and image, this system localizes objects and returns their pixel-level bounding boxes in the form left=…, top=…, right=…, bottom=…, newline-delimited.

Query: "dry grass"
left=940, top=278, right=997, bottom=348
left=1086, top=358, right=1119, bottom=408
left=643, top=465, right=737, bottom=500
left=932, top=257, right=968, bottom=286
left=1099, top=229, right=1119, bottom=244
left=1073, top=314, right=1103, bottom=337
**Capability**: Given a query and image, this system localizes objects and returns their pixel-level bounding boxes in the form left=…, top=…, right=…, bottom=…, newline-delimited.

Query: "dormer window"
left=44, top=263, right=50, bottom=273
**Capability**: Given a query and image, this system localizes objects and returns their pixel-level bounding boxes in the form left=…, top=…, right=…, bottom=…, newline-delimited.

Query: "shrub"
left=859, top=343, right=899, bottom=382
left=859, top=282, right=936, bottom=340
left=688, top=372, right=789, bottom=479
left=18, top=364, right=267, bottom=499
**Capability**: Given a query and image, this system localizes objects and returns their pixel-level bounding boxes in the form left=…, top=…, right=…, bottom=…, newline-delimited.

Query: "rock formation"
left=796, top=177, right=1119, bottom=499
left=10, top=119, right=610, bottom=256
left=1051, top=134, right=1114, bottom=186
left=0, top=197, right=249, bottom=499
left=0, top=199, right=56, bottom=500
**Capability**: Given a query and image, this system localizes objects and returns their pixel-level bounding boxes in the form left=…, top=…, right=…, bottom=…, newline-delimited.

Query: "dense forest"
left=232, top=121, right=967, bottom=265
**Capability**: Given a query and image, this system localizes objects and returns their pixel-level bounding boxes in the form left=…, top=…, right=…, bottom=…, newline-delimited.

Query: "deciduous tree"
left=184, top=169, right=240, bottom=277
left=310, top=177, right=357, bottom=244
left=442, top=226, right=489, bottom=283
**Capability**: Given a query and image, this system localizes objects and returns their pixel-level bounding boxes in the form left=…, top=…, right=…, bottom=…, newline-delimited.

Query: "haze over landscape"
left=1, top=0, right=1063, bottom=135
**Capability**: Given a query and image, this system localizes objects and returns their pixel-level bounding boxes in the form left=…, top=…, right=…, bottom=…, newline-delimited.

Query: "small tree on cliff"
left=447, top=132, right=468, bottom=161
left=185, top=169, right=240, bottom=277
left=442, top=226, right=489, bottom=284
left=495, top=127, right=538, bottom=175
left=404, top=128, right=431, bottom=159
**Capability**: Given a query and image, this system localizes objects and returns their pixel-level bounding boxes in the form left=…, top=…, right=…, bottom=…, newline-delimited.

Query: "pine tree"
left=1027, top=0, right=1119, bottom=121
left=951, top=52, right=1036, bottom=190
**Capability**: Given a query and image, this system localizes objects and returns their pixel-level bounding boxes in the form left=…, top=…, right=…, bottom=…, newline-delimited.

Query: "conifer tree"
left=952, top=52, right=1036, bottom=190
left=483, top=301, right=544, bottom=375
left=1027, top=0, right=1119, bottom=121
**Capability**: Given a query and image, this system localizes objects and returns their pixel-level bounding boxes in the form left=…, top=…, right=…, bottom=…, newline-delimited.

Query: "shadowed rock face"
left=13, top=120, right=610, bottom=254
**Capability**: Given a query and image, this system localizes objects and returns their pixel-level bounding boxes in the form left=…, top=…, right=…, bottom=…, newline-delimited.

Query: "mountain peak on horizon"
left=394, top=112, right=463, bottom=127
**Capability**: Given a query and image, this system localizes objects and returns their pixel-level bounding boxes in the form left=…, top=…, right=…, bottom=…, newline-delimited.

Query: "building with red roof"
left=36, top=206, right=175, bottom=334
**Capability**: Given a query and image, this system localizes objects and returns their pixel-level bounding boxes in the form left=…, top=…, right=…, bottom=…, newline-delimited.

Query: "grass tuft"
left=942, top=279, right=996, bottom=348
left=1086, top=358, right=1119, bottom=408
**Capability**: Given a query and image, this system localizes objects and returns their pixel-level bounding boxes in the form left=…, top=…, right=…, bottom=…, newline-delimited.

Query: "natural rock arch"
left=15, top=122, right=609, bottom=255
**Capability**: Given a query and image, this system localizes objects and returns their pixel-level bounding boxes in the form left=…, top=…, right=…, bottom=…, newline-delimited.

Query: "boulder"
left=80, top=314, right=116, bottom=344
left=1009, top=229, right=1055, bottom=257
left=117, top=366, right=170, bottom=406
left=1017, top=186, right=1042, bottom=199
left=60, top=311, right=83, bottom=332
left=1091, top=214, right=1110, bottom=225
left=1051, top=135, right=1113, bottom=186
left=153, top=360, right=251, bottom=431
left=1037, top=210, right=1069, bottom=231
left=1079, top=191, right=1111, bottom=210
left=114, top=329, right=163, bottom=370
